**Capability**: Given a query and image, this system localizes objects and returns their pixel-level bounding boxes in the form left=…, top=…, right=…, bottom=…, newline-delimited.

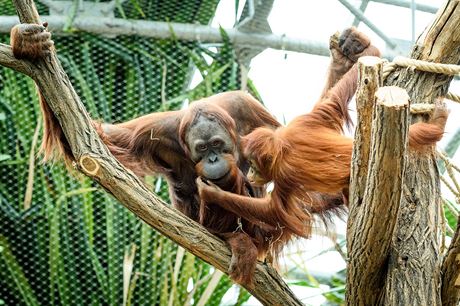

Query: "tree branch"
left=0, top=15, right=330, bottom=56
left=346, top=56, right=384, bottom=303
left=372, top=0, right=438, bottom=13
left=0, top=43, right=35, bottom=76
left=3, top=0, right=303, bottom=305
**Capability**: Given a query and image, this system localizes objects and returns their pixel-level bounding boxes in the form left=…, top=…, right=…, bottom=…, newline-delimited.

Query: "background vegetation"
left=0, top=1, right=457, bottom=305
left=0, top=0, right=255, bottom=305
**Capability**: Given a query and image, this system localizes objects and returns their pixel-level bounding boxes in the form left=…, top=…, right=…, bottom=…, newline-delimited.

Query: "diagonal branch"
left=0, top=43, right=35, bottom=76
left=3, top=0, right=303, bottom=305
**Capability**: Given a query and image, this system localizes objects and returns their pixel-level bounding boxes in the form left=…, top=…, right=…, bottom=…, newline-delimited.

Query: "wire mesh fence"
left=0, top=1, right=255, bottom=305
left=1, top=1, right=459, bottom=305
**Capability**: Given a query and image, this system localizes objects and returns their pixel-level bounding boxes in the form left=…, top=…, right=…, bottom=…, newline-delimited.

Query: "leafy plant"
left=0, top=0, right=248, bottom=305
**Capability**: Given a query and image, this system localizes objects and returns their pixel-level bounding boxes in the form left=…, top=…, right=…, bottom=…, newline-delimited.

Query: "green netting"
left=6, top=1, right=456, bottom=305
left=0, top=1, right=253, bottom=305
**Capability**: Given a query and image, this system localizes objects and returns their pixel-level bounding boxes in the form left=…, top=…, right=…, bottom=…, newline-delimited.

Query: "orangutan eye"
left=197, top=144, right=207, bottom=152
left=211, top=139, right=221, bottom=147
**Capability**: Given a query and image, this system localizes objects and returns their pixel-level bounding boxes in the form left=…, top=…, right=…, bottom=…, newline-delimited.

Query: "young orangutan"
left=197, top=27, right=449, bottom=238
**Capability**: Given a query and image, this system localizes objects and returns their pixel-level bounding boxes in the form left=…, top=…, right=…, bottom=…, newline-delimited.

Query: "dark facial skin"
left=187, top=115, right=236, bottom=180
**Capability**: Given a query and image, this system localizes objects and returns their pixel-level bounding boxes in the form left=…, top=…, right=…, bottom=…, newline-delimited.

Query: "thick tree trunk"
left=383, top=1, right=460, bottom=305
left=0, top=1, right=304, bottom=305
left=347, top=1, right=460, bottom=305
left=441, top=215, right=460, bottom=306
left=346, top=85, right=409, bottom=306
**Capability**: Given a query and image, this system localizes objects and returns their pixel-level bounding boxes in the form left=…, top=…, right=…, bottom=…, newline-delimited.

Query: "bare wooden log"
left=347, top=58, right=384, bottom=298
left=346, top=86, right=409, bottom=305
left=2, top=1, right=304, bottom=305
left=441, top=215, right=460, bottom=306
left=383, top=1, right=460, bottom=305
left=348, top=56, right=384, bottom=213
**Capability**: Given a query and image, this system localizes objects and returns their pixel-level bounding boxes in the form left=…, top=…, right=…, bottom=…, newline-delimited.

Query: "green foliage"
left=0, top=236, right=40, bottom=306
left=322, top=274, right=346, bottom=304
left=444, top=199, right=458, bottom=232
left=0, top=0, right=247, bottom=305
left=288, top=270, right=346, bottom=305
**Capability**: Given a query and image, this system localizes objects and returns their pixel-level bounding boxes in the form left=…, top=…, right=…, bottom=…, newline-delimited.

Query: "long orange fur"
left=198, top=28, right=449, bottom=239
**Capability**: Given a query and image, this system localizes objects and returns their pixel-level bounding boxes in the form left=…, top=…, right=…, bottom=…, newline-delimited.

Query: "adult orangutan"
left=197, top=28, right=449, bottom=238
left=100, top=95, right=294, bottom=285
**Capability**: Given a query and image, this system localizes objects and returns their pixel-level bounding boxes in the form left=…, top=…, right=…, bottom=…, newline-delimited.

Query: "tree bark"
left=441, top=215, right=460, bottom=306
left=383, top=1, right=460, bottom=305
left=346, top=86, right=409, bottom=306
left=348, top=56, right=384, bottom=214
left=0, top=1, right=304, bottom=305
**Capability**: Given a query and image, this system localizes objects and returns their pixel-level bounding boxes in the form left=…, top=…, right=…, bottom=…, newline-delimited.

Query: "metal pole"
left=0, top=15, right=331, bottom=56
left=0, top=14, right=397, bottom=59
left=371, top=0, right=437, bottom=14
left=352, top=0, right=371, bottom=27
left=411, top=0, right=415, bottom=44
left=337, top=0, right=398, bottom=49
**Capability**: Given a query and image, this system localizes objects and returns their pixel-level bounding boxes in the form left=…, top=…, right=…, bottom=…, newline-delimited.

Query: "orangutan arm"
left=197, top=178, right=275, bottom=226
left=320, top=27, right=381, bottom=99
left=197, top=178, right=315, bottom=237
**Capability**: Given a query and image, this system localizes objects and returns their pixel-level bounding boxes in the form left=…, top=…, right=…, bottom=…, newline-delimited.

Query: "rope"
left=382, top=61, right=397, bottom=80
left=393, top=56, right=460, bottom=76
left=447, top=92, right=460, bottom=103
left=383, top=56, right=460, bottom=104
left=410, top=103, right=435, bottom=114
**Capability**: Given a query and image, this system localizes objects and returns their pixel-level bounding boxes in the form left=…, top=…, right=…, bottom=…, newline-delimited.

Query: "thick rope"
left=447, top=92, right=460, bottom=103
left=383, top=56, right=460, bottom=104
left=410, top=103, right=435, bottom=114
left=393, top=56, right=460, bottom=76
